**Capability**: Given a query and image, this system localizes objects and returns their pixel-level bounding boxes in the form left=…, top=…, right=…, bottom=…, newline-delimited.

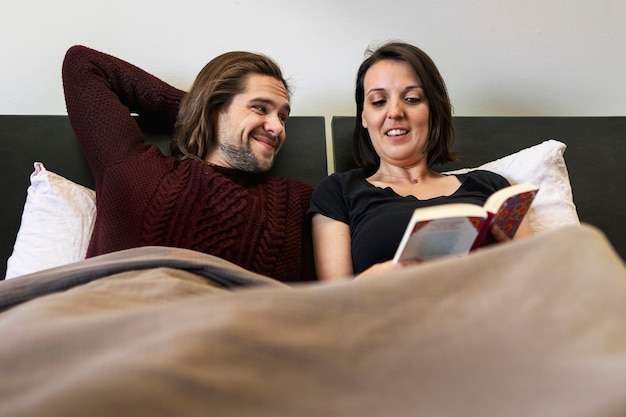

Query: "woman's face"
left=361, top=60, right=430, bottom=168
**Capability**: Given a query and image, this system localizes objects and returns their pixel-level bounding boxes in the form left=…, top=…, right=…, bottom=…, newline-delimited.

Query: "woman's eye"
left=371, top=99, right=386, bottom=107
left=406, top=97, right=422, bottom=104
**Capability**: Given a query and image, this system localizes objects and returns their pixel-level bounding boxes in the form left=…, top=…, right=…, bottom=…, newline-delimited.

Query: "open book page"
left=393, top=204, right=488, bottom=262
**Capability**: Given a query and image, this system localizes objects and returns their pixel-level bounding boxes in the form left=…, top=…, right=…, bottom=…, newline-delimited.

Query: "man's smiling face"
left=207, top=73, right=291, bottom=173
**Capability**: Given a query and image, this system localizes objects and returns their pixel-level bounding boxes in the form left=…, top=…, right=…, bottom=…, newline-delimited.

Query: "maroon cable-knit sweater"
left=62, top=45, right=316, bottom=282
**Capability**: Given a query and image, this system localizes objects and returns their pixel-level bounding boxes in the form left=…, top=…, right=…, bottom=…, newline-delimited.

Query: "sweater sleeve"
left=62, top=45, right=185, bottom=180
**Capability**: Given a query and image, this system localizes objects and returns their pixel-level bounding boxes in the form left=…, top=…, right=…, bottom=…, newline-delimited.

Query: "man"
left=62, top=46, right=315, bottom=282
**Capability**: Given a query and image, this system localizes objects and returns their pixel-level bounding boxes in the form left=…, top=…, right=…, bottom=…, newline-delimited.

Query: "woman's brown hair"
left=352, top=42, right=457, bottom=174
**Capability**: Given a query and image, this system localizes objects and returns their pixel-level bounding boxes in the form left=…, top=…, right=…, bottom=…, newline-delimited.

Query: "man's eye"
left=253, top=105, right=267, bottom=113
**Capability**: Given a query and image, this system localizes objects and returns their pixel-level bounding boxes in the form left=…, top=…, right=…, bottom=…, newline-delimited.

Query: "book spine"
left=470, top=212, right=496, bottom=250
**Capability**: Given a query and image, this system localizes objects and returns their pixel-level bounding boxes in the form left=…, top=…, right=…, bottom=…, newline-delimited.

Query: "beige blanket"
left=1, top=225, right=625, bottom=417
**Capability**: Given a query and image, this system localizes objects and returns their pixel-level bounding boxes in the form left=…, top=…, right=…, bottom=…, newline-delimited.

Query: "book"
left=393, top=182, right=539, bottom=262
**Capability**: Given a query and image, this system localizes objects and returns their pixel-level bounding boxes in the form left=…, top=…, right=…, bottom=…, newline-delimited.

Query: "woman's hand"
left=356, top=259, right=421, bottom=279
left=489, top=224, right=511, bottom=243
left=490, top=216, right=534, bottom=244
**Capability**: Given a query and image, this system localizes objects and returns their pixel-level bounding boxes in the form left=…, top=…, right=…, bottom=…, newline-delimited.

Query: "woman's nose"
left=387, top=100, right=404, bottom=119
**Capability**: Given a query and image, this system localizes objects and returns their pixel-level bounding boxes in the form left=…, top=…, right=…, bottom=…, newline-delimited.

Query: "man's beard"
left=218, top=142, right=264, bottom=173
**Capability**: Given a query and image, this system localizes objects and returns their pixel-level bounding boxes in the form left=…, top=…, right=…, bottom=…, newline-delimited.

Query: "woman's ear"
left=361, top=112, right=367, bottom=129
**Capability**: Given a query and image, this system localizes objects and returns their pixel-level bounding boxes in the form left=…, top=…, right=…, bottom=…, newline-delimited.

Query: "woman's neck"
left=370, top=163, right=435, bottom=185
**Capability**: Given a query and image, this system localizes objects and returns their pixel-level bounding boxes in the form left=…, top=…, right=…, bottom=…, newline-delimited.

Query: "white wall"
left=2, top=0, right=625, bottom=119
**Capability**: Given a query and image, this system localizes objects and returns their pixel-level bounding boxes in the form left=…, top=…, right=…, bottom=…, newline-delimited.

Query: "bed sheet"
left=1, top=225, right=625, bottom=417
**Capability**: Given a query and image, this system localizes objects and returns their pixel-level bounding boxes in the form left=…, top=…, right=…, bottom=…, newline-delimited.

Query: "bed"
left=1, top=115, right=625, bottom=416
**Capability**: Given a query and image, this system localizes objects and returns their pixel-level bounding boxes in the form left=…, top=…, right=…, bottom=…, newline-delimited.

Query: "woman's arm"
left=311, top=213, right=354, bottom=281
left=312, top=213, right=419, bottom=281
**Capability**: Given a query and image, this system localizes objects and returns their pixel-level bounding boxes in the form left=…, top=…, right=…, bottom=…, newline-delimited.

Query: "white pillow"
left=445, top=140, right=580, bottom=234
left=5, top=162, right=96, bottom=279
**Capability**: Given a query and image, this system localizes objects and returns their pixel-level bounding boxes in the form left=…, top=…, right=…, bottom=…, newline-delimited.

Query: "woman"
left=308, top=42, right=533, bottom=281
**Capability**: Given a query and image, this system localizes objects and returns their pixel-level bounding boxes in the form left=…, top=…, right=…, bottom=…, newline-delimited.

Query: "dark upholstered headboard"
left=332, top=116, right=626, bottom=261
left=2, top=114, right=625, bottom=278
left=0, top=115, right=327, bottom=278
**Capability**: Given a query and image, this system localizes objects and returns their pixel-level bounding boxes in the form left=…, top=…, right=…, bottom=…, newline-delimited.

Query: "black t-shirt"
left=308, top=169, right=510, bottom=274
